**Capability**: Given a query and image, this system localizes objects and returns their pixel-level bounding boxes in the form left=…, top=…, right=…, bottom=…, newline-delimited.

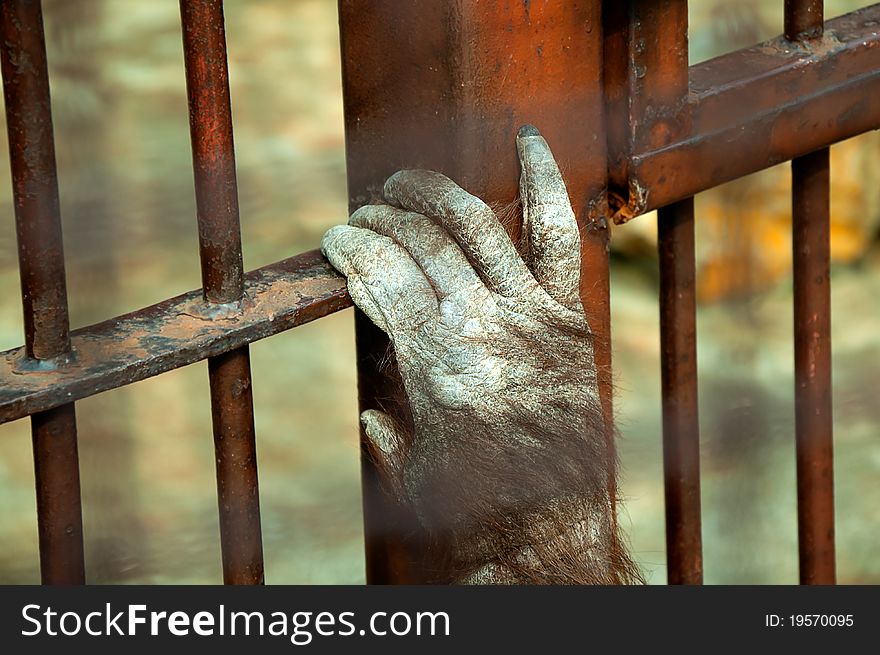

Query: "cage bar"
left=605, top=0, right=690, bottom=222
left=787, top=0, right=835, bottom=586
left=658, top=199, right=703, bottom=585
left=180, top=0, right=264, bottom=585
left=613, top=0, right=703, bottom=585
left=0, top=0, right=85, bottom=585
left=791, top=149, right=835, bottom=585
left=785, top=0, right=825, bottom=40
left=787, top=0, right=836, bottom=588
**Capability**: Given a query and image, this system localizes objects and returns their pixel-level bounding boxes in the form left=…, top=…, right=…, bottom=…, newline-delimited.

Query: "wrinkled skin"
left=322, top=126, right=640, bottom=584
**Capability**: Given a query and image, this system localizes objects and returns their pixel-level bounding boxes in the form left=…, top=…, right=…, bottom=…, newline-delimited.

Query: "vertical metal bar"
left=625, top=0, right=690, bottom=155
left=656, top=0, right=704, bottom=586
left=206, top=347, right=263, bottom=584
left=658, top=199, right=703, bottom=585
left=339, top=0, right=611, bottom=583
left=785, top=0, right=825, bottom=41
left=786, top=0, right=836, bottom=587
left=0, top=0, right=85, bottom=585
left=638, top=0, right=703, bottom=586
left=604, top=0, right=690, bottom=213
left=608, top=0, right=702, bottom=584
left=792, top=149, right=835, bottom=585
left=180, top=0, right=264, bottom=585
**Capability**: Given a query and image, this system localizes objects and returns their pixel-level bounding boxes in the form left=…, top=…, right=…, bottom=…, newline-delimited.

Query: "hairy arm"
left=322, top=125, right=640, bottom=584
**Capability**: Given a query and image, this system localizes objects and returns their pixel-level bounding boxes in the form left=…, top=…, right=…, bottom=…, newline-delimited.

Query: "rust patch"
left=610, top=177, right=649, bottom=225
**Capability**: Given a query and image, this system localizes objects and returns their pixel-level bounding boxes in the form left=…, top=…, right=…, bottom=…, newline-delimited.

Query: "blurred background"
left=0, top=0, right=877, bottom=584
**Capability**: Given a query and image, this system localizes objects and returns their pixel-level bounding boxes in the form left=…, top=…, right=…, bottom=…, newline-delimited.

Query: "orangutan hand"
left=322, top=126, right=638, bottom=584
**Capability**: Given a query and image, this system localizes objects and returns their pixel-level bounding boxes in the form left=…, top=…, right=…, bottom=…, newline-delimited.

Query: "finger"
left=349, top=204, right=485, bottom=301
left=360, top=409, right=408, bottom=504
left=321, top=224, right=438, bottom=335
left=383, top=170, right=535, bottom=297
left=516, top=124, right=582, bottom=310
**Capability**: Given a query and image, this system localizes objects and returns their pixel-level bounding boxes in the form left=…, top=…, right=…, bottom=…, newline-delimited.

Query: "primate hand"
left=322, top=126, right=639, bottom=584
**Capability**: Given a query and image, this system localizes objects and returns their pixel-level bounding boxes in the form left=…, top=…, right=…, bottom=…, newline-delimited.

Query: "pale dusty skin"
left=322, top=126, right=638, bottom=584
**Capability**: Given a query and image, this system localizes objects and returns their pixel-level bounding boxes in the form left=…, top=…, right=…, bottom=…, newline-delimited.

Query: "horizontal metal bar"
left=0, top=250, right=351, bottom=425
left=181, top=0, right=264, bottom=586
left=792, top=148, right=836, bottom=585
left=611, top=4, right=880, bottom=221
left=1, top=0, right=85, bottom=585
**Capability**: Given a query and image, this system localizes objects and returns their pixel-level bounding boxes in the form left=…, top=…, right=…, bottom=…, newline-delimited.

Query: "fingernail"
left=518, top=124, right=541, bottom=138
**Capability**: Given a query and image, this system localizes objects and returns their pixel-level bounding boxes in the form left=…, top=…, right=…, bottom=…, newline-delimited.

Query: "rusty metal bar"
left=339, top=0, right=612, bottom=583
left=612, top=0, right=703, bottom=585
left=658, top=199, right=703, bottom=585
left=180, top=0, right=243, bottom=305
left=792, top=148, right=836, bottom=585
left=180, top=0, right=263, bottom=585
left=607, top=0, right=702, bottom=586
left=207, top=346, right=263, bottom=584
left=0, top=0, right=85, bottom=585
left=613, top=4, right=880, bottom=221
left=787, top=0, right=836, bottom=586
left=785, top=0, right=825, bottom=41
left=0, top=251, right=350, bottom=426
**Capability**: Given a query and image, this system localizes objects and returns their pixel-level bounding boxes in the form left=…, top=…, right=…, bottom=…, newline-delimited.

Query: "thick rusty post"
left=786, top=0, right=836, bottom=587
left=0, top=0, right=85, bottom=585
left=339, top=0, right=611, bottom=583
left=180, top=0, right=264, bottom=585
left=657, top=199, right=703, bottom=585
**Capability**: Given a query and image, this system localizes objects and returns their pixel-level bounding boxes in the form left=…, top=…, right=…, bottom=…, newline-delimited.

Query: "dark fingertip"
left=518, top=124, right=541, bottom=138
